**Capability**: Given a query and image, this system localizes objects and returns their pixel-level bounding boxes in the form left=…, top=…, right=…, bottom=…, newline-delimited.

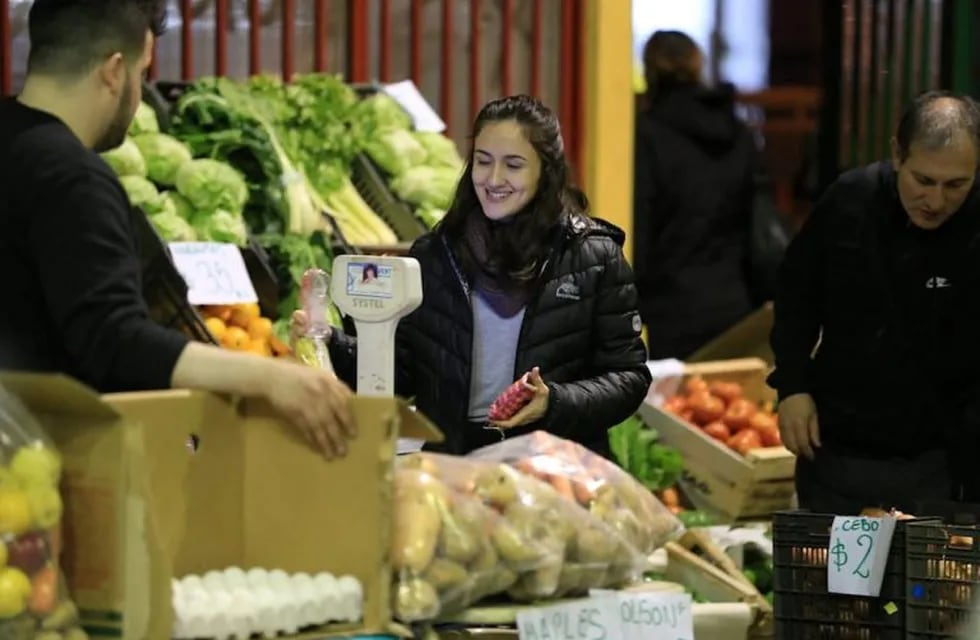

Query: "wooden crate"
left=638, top=358, right=796, bottom=522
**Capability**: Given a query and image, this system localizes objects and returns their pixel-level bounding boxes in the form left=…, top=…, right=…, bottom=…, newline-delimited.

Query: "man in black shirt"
left=770, top=92, right=980, bottom=513
left=0, top=0, right=355, bottom=459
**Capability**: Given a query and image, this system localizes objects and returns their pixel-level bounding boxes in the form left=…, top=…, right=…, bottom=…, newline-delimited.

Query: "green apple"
left=10, top=446, right=61, bottom=488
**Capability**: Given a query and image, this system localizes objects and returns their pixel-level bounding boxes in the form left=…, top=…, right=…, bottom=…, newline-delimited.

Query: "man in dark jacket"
left=633, top=31, right=760, bottom=360
left=769, top=91, right=980, bottom=513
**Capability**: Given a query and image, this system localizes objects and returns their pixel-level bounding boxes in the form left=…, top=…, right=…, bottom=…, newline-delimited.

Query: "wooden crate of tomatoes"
left=638, top=358, right=796, bottom=522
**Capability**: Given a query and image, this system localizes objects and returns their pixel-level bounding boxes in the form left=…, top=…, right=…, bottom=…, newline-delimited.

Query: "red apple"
left=6, top=532, right=48, bottom=576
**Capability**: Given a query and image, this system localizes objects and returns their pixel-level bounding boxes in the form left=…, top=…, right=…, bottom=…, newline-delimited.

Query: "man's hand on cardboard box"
left=265, top=361, right=356, bottom=459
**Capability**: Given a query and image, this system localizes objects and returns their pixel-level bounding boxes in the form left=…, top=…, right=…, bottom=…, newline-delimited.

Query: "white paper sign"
left=168, top=242, right=258, bottom=306
left=615, top=591, right=695, bottom=640
left=827, top=515, right=896, bottom=596
left=382, top=80, right=447, bottom=132
left=516, top=596, right=619, bottom=640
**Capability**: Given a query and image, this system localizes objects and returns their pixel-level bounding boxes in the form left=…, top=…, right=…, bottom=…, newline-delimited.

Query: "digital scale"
left=304, top=255, right=424, bottom=453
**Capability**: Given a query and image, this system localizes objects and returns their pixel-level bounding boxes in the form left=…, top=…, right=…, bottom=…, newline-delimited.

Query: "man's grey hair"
left=894, top=91, right=980, bottom=162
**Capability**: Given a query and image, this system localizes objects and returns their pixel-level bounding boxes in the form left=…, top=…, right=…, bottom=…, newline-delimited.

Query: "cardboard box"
left=637, top=359, right=795, bottom=522
left=0, top=371, right=442, bottom=639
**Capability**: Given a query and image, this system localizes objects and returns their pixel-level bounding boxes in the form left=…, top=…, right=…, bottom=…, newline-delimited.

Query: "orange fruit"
left=28, top=566, right=57, bottom=616
left=220, top=326, right=251, bottom=351
left=202, top=305, right=233, bottom=323
left=204, top=317, right=227, bottom=341
left=247, top=316, right=273, bottom=341
left=248, top=338, right=271, bottom=357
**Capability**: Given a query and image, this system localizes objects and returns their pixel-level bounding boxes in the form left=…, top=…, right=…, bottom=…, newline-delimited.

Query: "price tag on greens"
left=381, top=80, right=447, bottom=132
left=516, top=596, right=619, bottom=640
left=615, top=591, right=694, bottom=640
left=827, top=515, right=896, bottom=596
left=169, top=242, right=258, bottom=305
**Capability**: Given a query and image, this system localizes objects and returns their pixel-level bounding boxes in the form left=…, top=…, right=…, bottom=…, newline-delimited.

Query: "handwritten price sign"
left=516, top=592, right=693, bottom=640
left=516, top=597, right=618, bottom=640
left=827, top=515, right=896, bottom=597
left=617, top=591, right=694, bottom=640
left=169, top=242, right=258, bottom=306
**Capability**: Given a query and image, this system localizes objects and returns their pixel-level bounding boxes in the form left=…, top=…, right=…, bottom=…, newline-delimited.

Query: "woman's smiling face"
left=471, top=119, right=542, bottom=221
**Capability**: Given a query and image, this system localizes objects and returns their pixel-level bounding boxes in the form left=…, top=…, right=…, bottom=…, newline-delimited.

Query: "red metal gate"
left=0, top=0, right=585, bottom=170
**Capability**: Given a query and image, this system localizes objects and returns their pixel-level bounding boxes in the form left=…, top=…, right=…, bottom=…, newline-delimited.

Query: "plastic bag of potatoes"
left=392, top=463, right=522, bottom=622
left=468, top=431, right=685, bottom=582
left=398, top=453, right=647, bottom=606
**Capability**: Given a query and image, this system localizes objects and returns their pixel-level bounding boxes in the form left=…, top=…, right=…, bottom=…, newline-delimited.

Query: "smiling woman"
left=296, top=94, right=653, bottom=457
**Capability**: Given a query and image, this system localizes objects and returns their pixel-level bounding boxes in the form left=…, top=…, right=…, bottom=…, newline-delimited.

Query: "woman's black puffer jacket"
left=327, top=214, right=652, bottom=456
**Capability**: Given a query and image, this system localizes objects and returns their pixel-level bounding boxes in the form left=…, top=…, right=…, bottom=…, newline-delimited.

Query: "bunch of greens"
left=257, top=231, right=341, bottom=341
left=608, top=415, right=684, bottom=492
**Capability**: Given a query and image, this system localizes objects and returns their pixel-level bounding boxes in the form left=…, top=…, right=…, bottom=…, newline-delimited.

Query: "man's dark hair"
left=895, top=90, right=980, bottom=162
left=27, top=0, right=167, bottom=77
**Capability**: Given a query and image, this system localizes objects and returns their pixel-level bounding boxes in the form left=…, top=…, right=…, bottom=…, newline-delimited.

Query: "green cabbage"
left=391, top=165, right=461, bottom=210
left=354, top=93, right=413, bottom=131
left=129, top=102, right=160, bottom=136
left=148, top=211, right=197, bottom=242
left=190, top=208, right=249, bottom=246
left=414, top=132, right=463, bottom=169
left=363, top=128, right=428, bottom=176
left=161, top=191, right=195, bottom=220
left=132, top=133, right=193, bottom=186
left=175, top=158, right=249, bottom=213
left=101, top=138, right=146, bottom=177
left=118, top=175, right=164, bottom=214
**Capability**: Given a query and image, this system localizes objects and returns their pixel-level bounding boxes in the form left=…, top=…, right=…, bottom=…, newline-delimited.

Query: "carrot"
left=668, top=505, right=684, bottom=515
left=661, top=487, right=681, bottom=508
left=548, top=474, right=576, bottom=502
left=572, top=478, right=596, bottom=505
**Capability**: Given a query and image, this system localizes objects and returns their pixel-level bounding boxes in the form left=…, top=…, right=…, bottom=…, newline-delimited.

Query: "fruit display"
left=395, top=452, right=646, bottom=618
left=661, top=376, right=783, bottom=455
left=0, top=388, right=88, bottom=640
left=199, top=303, right=291, bottom=358
left=468, top=431, right=685, bottom=557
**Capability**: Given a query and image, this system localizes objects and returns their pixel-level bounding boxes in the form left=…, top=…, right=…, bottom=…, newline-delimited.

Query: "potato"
left=392, top=490, right=442, bottom=573
left=394, top=577, right=440, bottom=622
left=436, top=498, right=481, bottom=564
left=424, top=558, right=469, bottom=592
left=473, top=465, right=522, bottom=507
left=571, top=521, right=619, bottom=564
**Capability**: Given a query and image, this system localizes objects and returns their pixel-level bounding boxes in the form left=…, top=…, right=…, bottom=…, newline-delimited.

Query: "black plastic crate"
left=350, top=152, right=428, bottom=242
left=905, top=521, right=980, bottom=638
left=772, top=510, right=939, bottom=640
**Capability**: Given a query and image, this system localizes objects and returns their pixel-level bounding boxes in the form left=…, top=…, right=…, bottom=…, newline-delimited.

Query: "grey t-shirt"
left=467, top=290, right=526, bottom=421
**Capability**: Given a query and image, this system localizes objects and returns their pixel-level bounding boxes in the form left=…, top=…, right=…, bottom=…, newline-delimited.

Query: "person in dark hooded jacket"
left=633, top=30, right=759, bottom=360
left=294, top=95, right=652, bottom=456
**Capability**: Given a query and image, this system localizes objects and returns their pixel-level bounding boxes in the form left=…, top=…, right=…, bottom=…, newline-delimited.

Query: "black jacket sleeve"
left=542, top=239, right=653, bottom=439
left=767, top=182, right=835, bottom=400
left=29, top=168, right=189, bottom=392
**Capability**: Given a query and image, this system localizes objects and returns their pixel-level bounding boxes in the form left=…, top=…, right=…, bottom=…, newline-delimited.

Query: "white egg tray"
left=172, top=566, right=363, bottom=639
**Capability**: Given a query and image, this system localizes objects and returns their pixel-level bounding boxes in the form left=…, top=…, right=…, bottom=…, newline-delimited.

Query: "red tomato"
left=684, top=377, right=709, bottom=395
left=661, top=395, right=688, bottom=416
left=760, top=427, right=782, bottom=447
left=702, top=421, right=731, bottom=442
left=722, top=398, right=757, bottom=432
left=708, top=381, right=743, bottom=405
left=680, top=409, right=695, bottom=423
left=727, top=429, right=763, bottom=456
left=748, top=412, right=778, bottom=434
left=687, top=391, right=725, bottom=426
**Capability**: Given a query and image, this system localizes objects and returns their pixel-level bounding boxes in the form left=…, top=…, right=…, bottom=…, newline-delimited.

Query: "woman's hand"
left=491, top=367, right=550, bottom=429
left=289, top=310, right=332, bottom=349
